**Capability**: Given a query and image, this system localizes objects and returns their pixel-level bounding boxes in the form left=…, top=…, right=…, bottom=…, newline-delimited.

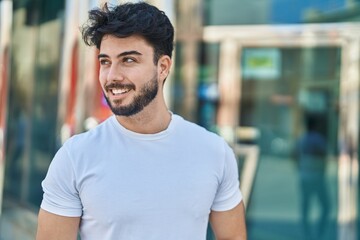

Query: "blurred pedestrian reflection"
left=3, top=104, right=28, bottom=198
left=296, top=114, right=330, bottom=240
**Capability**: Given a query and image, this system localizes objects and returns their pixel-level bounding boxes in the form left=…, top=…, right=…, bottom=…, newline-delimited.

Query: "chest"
left=77, top=148, right=220, bottom=225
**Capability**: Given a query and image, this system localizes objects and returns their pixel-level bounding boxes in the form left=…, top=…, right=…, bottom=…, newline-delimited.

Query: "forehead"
left=99, top=35, right=154, bottom=55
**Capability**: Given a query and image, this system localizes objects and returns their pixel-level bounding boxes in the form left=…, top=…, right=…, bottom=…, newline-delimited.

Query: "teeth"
left=112, top=88, right=130, bottom=95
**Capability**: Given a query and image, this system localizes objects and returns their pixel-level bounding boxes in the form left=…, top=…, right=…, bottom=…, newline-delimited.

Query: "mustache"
left=105, top=82, right=136, bottom=91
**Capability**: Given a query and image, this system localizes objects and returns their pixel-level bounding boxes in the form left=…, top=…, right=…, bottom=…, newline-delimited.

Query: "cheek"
left=99, top=70, right=107, bottom=86
left=98, top=78, right=108, bottom=95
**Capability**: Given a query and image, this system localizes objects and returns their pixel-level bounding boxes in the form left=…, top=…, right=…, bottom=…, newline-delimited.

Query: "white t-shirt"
left=41, top=114, right=242, bottom=240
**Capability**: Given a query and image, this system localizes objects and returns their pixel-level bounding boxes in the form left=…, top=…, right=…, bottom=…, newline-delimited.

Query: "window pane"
left=4, top=0, right=65, bottom=207
left=203, top=0, right=359, bottom=25
left=241, top=47, right=341, bottom=240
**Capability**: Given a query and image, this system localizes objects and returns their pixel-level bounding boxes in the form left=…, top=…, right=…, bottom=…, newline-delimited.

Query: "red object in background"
left=91, top=50, right=112, bottom=123
left=0, top=48, right=9, bottom=161
left=64, top=43, right=78, bottom=135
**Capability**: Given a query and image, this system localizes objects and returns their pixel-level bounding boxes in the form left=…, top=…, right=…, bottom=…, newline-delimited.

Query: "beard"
left=104, top=73, right=159, bottom=117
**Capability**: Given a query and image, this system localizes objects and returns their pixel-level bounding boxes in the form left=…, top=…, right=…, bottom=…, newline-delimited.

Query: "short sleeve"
left=40, top=144, right=83, bottom=217
left=211, top=141, right=243, bottom=211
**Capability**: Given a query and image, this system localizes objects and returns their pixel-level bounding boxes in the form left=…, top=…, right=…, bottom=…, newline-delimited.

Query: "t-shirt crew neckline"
left=110, top=112, right=178, bottom=140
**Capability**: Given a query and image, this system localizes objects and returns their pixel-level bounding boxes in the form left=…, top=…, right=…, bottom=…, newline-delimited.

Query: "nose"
left=106, top=64, right=125, bottom=83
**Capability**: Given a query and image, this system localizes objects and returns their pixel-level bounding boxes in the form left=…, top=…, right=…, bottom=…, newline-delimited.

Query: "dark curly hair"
left=81, top=2, right=174, bottom=64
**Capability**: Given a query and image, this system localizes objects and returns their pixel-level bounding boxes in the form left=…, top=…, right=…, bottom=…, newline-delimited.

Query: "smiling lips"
left=111, top=88, right=130, bottom=95
left=105, top=83, right=135, bottom=96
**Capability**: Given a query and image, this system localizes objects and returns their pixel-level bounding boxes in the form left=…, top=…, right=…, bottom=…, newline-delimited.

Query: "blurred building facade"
left=0, top=0, right=360, bottom=239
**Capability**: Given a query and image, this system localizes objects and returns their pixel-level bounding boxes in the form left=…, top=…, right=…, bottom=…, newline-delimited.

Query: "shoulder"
left=173, top=114, right=222, bottom=137
left=63, top=116, right=116, bottom=151
left=172, top=114, right=229, bottom=152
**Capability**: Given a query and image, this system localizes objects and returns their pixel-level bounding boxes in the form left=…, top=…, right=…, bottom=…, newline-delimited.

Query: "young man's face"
left=98, top=35, right=161, bottom=116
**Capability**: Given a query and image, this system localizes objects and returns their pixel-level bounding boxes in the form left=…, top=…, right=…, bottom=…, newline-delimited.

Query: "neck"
left=115, top=102, right=171, bottom=134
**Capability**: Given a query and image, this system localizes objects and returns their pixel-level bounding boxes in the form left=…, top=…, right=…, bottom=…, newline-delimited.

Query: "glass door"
left=241, top=47, right=340, bottom=240
left=202, top=23, right=360, bottom=240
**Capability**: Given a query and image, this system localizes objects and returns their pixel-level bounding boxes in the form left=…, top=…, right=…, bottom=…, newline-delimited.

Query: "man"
left=36, top=2, right=247, bottom=240
left=296, top=114, right=329, bottom=240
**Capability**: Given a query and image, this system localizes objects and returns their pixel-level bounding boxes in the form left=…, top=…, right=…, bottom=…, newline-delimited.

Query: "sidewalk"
left=0, top=199, right=37, bottom=240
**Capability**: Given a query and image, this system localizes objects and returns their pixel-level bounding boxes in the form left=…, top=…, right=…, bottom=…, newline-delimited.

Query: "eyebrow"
left=97, top=50, right=142, bottom=59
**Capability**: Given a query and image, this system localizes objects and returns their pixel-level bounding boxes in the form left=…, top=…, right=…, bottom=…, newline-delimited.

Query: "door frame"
left=0, top=0, right=13, bottom=217
left=202, top=23, right=360, bottom=240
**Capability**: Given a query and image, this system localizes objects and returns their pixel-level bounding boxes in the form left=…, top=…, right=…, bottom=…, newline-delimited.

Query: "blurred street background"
left=1, top=0, right=360, bottom=239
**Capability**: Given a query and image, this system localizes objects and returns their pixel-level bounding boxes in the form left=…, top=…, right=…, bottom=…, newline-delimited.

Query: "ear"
left=157, top=55, right=172, bottom=83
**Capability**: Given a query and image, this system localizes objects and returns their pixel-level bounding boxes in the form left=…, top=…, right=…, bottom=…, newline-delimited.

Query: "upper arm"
left=209, top=201, right=247, bottom=240
left=36, top=208, right=80, bottom=240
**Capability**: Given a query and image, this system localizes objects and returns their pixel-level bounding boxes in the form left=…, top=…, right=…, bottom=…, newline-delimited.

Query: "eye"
left=123, top=57, right=135, bottom=63
left=99, top=59, right=110, bottom=65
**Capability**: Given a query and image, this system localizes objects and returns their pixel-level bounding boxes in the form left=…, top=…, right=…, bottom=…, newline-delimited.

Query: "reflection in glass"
left=197, top=43, right=220, bottom=133
left=4, top=0, right=65, bottom=207
left=241, top=47, right=340, bottom=240
left=203, top=0, right=360, bottom=25
left=295, top=113, right=330, bottom=240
